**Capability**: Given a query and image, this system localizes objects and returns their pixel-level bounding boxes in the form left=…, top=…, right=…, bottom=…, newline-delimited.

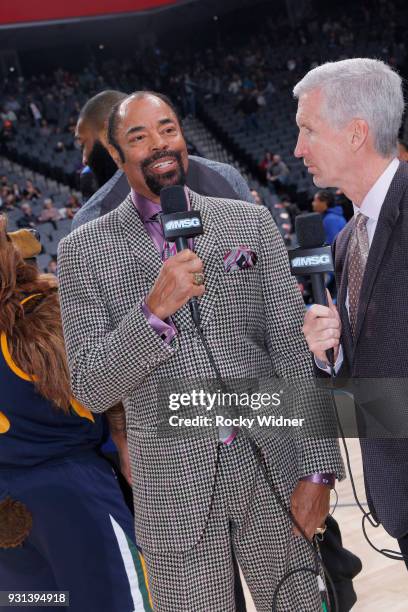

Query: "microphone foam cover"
left=295, top=212, right=326, bottom=248
left=160, top=185, right=187, bottom=214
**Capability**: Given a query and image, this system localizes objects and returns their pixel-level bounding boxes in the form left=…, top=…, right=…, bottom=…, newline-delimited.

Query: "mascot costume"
left=0, top=217, right=151, bottom=612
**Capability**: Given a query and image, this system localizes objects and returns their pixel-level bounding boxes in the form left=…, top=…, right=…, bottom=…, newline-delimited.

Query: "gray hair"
left=293, top=58, right=404, bottom=157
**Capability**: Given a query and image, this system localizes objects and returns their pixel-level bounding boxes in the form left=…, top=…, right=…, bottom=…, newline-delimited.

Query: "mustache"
left=141, top=150, right=182, bottom=171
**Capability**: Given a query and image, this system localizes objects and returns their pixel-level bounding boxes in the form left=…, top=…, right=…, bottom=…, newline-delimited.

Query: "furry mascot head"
left=0, top=215, right=72, bottom=411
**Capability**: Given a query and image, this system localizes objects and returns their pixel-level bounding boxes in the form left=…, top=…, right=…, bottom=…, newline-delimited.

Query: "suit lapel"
left=118, top=190, right=222, bottom=332
left=188, top=188, right=222, bottom=329
left=117, top=194, right=163, bottom=290
left=353, top=165, right=405, bottom=345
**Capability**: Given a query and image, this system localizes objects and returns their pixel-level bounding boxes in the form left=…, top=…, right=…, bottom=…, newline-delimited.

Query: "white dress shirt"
left=317, top=157, right=400, bottom=373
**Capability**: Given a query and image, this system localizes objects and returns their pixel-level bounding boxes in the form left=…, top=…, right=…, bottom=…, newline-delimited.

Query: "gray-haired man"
left=297, top=58, right=408, bottom=565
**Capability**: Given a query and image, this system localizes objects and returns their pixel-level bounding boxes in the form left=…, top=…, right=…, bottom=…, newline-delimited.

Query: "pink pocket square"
left=224, top=246, right=258, bottom=272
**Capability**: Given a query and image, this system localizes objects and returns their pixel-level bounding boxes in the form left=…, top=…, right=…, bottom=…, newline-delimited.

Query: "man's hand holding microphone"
left=146, top=249, right=205, bottom=321
left=303, top=290, right=341, bottom=364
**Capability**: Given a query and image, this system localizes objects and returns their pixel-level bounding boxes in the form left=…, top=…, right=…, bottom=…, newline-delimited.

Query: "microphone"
left=288, top=213, right=335, bottom=366
left=160, top=185, right=204, bottom=327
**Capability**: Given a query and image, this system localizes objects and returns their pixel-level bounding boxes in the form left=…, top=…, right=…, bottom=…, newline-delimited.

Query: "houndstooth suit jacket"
left=58, top=189, right=344, bottom=554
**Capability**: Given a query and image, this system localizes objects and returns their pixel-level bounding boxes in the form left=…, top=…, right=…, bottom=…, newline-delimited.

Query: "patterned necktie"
left=347, top=213, right=369, bottom=336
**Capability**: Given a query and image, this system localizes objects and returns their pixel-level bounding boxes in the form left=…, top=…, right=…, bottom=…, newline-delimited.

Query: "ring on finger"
left=193, top=272, right=205, bottom=286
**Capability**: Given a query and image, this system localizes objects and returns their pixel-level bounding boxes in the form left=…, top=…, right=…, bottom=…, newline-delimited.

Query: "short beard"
left=141, top=150, right=186, bottom=196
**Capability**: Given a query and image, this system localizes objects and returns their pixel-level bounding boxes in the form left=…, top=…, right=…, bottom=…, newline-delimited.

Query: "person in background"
left=258, top=150, right=273, bottom=182
left=16, top=203, right=37, bottom=230
left=22, top=179, right=41, bottom=201
left=250, top=188, right=263, bottom=205
left=398, top=139, right=408, bottom=162
left=312, top=189, right=347, bottom=245
left=37, top=198, right=60, bottom=229
left=267, top=154, right=290, bottom=194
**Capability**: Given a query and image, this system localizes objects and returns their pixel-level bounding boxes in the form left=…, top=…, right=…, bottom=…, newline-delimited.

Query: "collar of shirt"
left=352, top=157, right=399, bottom=222
left=130, top=186, right=191, bottom=222
left=130, top=189, right=161, bottom=222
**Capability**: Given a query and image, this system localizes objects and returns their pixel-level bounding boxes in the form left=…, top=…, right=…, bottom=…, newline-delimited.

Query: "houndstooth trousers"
left=143, top=433, right=322, bottom=612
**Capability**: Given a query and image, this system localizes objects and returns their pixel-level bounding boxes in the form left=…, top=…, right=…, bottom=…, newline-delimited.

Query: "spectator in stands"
left=0, top=193, right=16, bottom=212
left=250, top=189, right=263, bottom=205
left=59, top=194, right=81, bottom=220
left=54, top=141, right=65, bottom=154
left=236, top=90, right=259, bottom=132
left=11, top=183, right=22, bottom=203
left=228, top=73, right=242, bottom=96
left=258, top=150, right=273, bottom=182
left=39, top=120, right=52, bottom=137
left=16, top=203, right=37, bottom=230
left=46, top=256, right=58, bottom=276
left=22, top=179, right=41, bottom=201
left=398, top=140, right=408, bottom=162
left=312, top=189, right=346, bottom=245
left=1, top=107, right=17, bottom=125
left=37, top=198, right=60, bottom=229
left=4, top=95, right=21, bottom=116
left=267, top=154, right=290, bottom=194
left=280, top=193, right=301, bottom=227
left=27, top=98, right=42, bottom=127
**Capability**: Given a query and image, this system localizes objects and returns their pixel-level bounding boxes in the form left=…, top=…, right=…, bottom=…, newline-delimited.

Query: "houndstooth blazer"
left=58, top=189, right=344, bottom=554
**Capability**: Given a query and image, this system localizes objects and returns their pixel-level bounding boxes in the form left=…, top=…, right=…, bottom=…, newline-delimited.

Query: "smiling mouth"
left=149, top=158, right=177, bottom=172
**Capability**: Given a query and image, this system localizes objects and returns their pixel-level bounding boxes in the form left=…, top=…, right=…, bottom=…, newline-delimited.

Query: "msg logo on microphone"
left=165, top=218, right=201, bottom=230
left=291, top=254, right=331, bottom=267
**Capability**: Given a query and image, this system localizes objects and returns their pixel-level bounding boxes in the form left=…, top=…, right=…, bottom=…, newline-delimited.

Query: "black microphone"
left=288, top=213, right=335, bottom=366
left=160, top=185, right=204, bottom=328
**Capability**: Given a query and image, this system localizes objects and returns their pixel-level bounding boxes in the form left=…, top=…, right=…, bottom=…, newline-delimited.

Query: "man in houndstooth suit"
left=58, top=92, right=344, bottom=611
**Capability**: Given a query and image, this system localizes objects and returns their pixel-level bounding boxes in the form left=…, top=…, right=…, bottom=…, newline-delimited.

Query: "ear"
left=107, top=144, right=123, bottom=169
left=99, top=120, right=109, bottom=149
left=348, top=118, right=369, bottom=152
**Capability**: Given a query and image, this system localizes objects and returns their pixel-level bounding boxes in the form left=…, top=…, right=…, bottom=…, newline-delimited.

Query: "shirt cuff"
left=315, top=344, right=344, bottom=375
left=300, top=473, right=335, bottom=488
left=141, top=301, right=177, bottom=344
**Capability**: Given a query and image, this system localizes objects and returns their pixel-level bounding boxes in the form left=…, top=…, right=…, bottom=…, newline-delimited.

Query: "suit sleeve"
left=258, top=207, right=345, bottom=481
left=57, top=236, right=177, bottom=413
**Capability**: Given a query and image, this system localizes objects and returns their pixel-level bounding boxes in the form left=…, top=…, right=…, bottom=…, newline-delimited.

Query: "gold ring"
left=193, top=272, right=205, bottom=286
left=315, top=525, right=327, bottom=535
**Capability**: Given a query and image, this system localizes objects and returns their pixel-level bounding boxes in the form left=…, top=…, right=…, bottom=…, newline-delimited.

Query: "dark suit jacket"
left=334, top=161, right=408, bottom=538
